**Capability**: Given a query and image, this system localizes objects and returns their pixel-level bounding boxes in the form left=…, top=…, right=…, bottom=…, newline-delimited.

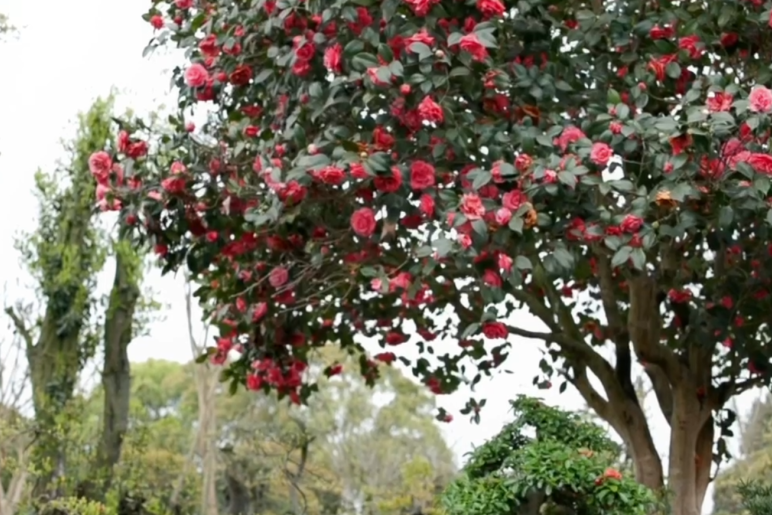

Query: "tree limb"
left=642, top=364, right=674, bottom=424
left=627, top=276, right=681, bottom=382
left=3, top=306, right=34, bottom=353
left=566, top=364, right=613, bottom=424
left=594, top=250, right=641, bottom=405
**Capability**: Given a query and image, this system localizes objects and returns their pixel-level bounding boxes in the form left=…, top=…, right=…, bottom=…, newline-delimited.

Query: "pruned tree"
left=441, top=397, right=654, bottom=515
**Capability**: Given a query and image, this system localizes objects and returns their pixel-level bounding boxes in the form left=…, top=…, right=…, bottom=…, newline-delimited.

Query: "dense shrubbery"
left=441, top=397, right=654, bottom=515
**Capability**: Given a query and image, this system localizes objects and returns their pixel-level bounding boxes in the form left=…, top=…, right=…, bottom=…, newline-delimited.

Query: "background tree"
left=712, top=393, right=772, bottom=515
left=0, top=13, right=13, bottom=37
left=79, top=354, right=456, bottom=515
left=4, top=96, right=146, bottom=501
left=0, top=325, right=32, bottom=515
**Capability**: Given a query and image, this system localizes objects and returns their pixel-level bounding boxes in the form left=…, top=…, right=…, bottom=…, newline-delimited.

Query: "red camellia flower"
left=482, top=321, right=508, bottom=340
left=269, top=266, right=289, bottom=288
left=649, top=24, right=675, bottom=39
left=410, top=160, right=436, bottom=190
left=229, top=65, right=253, bottom=86
left=459, top=33, right=488, bottom=61
left=678, top=35, right=703, bottom=59
left=620, top=214, right=643, bottom=233
left=706, top=92, right=733, bottom=113
left=417, top=96, right=444, bottom=124
left=323, top=43, right=343, bottom=74
left=747, top=153, right=772, bottom=174
left=351, top=207, right=377, bottom=237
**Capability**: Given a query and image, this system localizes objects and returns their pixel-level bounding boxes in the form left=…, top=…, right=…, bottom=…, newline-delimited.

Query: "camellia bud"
left=307, top=144, right=318, bottom=154
left=434, top=50, right=445, bottom=58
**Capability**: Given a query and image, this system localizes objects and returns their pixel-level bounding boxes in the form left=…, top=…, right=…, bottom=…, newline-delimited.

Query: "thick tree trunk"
left=623, top=402, right=711, bottom=515
left=88, top=250, right=140, bottom=497
left=26, top=312, right=82, bottom=500
left=668, top=394, right=700, bottom=515
left=655, top=388, right=713, bottom=515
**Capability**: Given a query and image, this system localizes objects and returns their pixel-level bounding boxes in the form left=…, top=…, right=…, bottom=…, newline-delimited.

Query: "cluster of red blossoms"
left=85, top=0, right=772, bottom=418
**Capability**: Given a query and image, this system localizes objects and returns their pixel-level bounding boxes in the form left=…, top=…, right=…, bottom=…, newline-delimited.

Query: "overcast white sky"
left=0, top=1, right=763, bottom=510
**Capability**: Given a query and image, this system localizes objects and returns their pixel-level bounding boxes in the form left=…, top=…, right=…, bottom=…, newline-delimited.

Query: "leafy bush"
left=440, top=397, right=654, bottom=515
left=737, top=481, right=772, bottom=515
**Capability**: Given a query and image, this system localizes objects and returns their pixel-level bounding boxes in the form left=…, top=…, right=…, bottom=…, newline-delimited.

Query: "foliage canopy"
left=91, top=0, right=772, bottom=513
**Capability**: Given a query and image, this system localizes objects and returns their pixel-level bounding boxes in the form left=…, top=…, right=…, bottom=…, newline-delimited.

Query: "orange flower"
left=655, top=190, right=677, bottom=208
left=524, top=204, right=538, bottom=228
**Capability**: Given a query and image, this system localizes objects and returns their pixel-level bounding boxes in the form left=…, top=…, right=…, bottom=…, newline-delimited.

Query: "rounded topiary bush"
left=440, top=396, right=654, bottom=515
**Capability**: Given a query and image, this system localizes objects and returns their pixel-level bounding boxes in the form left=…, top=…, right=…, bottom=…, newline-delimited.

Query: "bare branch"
left=567, top=364, right=613, bottom=423
left=3, top=306, right=34, bottom=352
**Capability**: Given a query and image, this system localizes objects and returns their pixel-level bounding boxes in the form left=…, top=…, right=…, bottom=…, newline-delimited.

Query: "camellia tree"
left=90, top=0, right=772, bottom=514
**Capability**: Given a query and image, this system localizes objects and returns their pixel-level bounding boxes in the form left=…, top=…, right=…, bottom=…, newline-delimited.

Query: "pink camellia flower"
left=495, top=207, right=512, bottom=225
left=749, top=86, right=772, bottom=113
left=497, top=253, right=513, bottom=272
left=88, top=151, right=112, bottom=184
left=252, top=302, right=268, bottom=322
left=323, top=43, right=343, bottom=74
left=590, top=142, right=613, bottom=166
left=557, top=126, right=586, bottom=152
left=269, top=266, right=290, bottom=288
left=458, top=234, right=472, bottom=248
left=460, top=193, right=486, bottom=220
left=747, top=153, right=772, bottom=174
left=185, top=63, right=210, bottom=88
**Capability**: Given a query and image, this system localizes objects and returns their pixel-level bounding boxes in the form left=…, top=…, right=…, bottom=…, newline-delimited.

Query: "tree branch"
left=532, top=262, right=584, bottom=341
left=567, top=364, right=612, bottom=423
left=594, top=250, right=640, bottom=404
left=628, top=275, right=681, bottom=382
left=3, top=306, right=34, bottom=353
left=642, top=364, right=674, bottom=424
left=504, top=322, right=624, bottom=411
left=715, top=375, right=768, bottom=405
